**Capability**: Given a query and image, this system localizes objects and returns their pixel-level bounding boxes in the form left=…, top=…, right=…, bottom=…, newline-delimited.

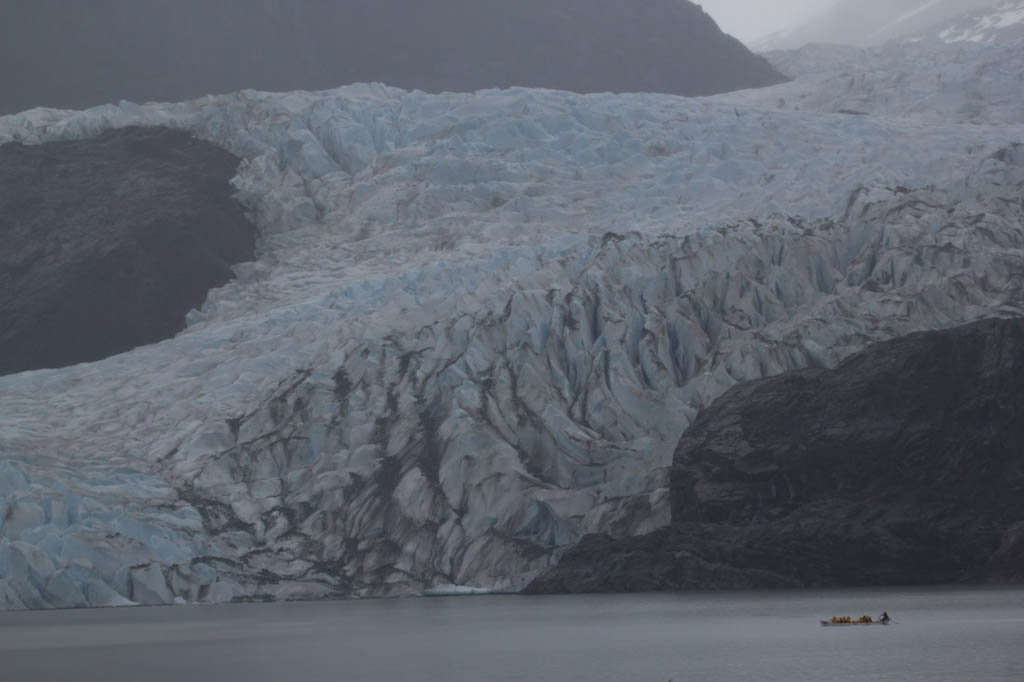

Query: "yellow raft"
left=820, top=616, right=889, bottom=626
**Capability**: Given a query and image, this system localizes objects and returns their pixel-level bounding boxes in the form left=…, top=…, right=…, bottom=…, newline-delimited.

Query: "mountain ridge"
left=753, top=0, right=996, bottom=49
left=0, top=0, right=784, bottom=116
left=918, top=0, right=1024, bottom=43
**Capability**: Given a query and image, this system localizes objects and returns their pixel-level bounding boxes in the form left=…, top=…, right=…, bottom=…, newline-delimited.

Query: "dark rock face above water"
left=0, top=126, right=256, bottom=376
left=528, top=318, right=1024, bottom=593
left=0, top=0, right=785, bottom=115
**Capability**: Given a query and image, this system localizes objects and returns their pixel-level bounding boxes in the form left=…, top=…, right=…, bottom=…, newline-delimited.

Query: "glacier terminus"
left=1, top=35, right=1023, bottom=609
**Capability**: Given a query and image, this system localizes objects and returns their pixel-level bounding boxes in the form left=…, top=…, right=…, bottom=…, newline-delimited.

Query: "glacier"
left=1, top=37, right=1023, bottom=608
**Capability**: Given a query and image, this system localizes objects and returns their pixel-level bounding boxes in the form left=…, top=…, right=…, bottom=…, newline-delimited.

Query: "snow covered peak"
left=924, top=1, right=1024, bottom=43
left=754, top=0, right=996, bottom=48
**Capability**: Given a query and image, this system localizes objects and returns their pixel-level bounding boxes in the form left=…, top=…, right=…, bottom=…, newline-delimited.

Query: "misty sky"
left=697, top=0, right=836, bottom=41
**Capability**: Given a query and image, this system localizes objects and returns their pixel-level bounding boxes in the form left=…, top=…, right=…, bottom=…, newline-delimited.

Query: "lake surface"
left=1, top=586, right=1022, bottom=681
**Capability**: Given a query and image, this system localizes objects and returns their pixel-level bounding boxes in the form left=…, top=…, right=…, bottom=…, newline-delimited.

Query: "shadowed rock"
left=528, top=318, right=1024, bottom=593
left=0, top=0, right=785, bottom=115
left=0, top=126, right=256, bottom=376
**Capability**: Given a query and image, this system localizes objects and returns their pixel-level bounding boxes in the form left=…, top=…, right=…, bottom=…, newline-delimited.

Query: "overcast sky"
left=696, top=0, right=836, bottom=41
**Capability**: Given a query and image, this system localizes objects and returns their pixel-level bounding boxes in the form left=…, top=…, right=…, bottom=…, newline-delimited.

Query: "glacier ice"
left=1, top=38, right=1023, bottom=608
left=743, top=37, right=1024, bottom=125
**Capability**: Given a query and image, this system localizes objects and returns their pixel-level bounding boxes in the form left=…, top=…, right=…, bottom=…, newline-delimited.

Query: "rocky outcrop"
left=528, top=318, right=1024, bottom=592
left=0, top=0, right=785, bottom=115
left=0, top=127, right=256, bottom=376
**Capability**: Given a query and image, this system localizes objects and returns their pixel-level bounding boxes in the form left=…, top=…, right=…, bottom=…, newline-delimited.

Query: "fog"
left=742, top=0, right=1000, bottom=49
left=697, top=0, right=836, bottom=41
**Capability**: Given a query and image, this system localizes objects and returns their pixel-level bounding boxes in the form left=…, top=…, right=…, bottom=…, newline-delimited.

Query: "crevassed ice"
left=1, top=40, right=1023, bottom=608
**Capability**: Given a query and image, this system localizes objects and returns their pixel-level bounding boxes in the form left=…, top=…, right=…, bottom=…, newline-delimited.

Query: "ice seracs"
left=740, top=37, right=1024, bottom=125
left=1, top=36, right=1023, bottom=608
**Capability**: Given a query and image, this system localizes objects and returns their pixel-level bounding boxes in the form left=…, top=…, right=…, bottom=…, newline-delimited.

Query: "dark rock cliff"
left=0, top=0, right=785, bottom=115
left=0, top=126, right=256, bottom=376
left=527, top=318, right=1024, bottom=592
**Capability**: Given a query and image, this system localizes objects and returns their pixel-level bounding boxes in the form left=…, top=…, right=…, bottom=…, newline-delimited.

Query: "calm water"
left=1, top=587, right=1022, bottom=681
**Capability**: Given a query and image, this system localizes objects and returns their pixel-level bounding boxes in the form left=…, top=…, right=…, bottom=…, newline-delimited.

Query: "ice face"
left=1, top=39, right=1023, bottom=607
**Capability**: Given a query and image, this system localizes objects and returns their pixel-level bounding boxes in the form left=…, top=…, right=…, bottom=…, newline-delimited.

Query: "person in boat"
left=879, top=611, right=890, bottom=624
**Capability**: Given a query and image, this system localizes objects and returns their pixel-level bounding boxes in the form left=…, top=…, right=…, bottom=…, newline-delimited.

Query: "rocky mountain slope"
left=753, top=0, right=995, bottom=49
left=0, top=34, right=1022, bottom=608
left=919, top=0, right=1024, bottom=43
left=0, top=0, right=783, bottom=115
left=0, top=127, right=256, bottom=376
left=527, top=318, right=1024, bottom=592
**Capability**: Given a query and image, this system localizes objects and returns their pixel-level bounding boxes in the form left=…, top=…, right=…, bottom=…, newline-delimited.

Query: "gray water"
left=1, top=586, right=1022, bottom=681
